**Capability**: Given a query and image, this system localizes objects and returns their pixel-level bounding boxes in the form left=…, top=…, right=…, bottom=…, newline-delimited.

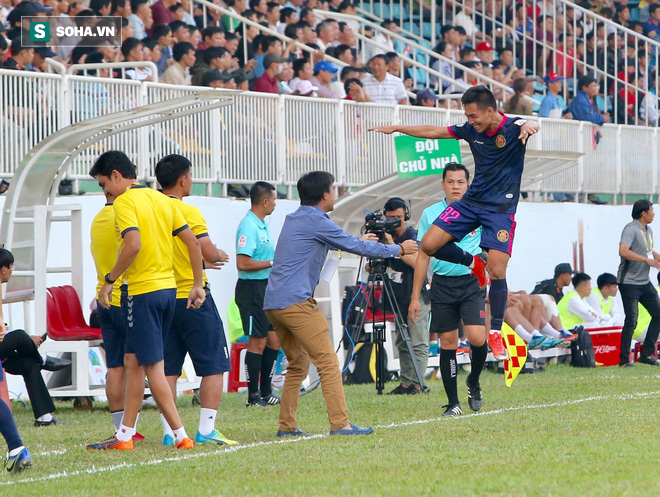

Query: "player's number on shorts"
left=438, top=206, right=460, bottom=224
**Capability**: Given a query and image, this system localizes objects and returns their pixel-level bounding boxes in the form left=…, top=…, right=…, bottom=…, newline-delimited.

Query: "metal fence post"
left=336, top=100, right=346, bottom=188
left=276, top=95, right=287, bottom=186
left=653, top=128, right=658, bottom=202
left=615, top=125, right=622, bottom=205
left=137, top=83, right=151, bottom=181
left=577, top=121, right=584, bottom=201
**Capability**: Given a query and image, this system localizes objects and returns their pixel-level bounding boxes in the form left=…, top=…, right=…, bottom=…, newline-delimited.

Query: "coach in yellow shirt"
left=87, top=151, right=205, bottom=452
left=155, top=154, right=237, bottom=447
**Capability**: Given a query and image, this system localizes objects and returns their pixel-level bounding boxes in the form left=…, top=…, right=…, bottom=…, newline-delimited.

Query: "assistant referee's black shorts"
left=235, top=278, right=273, bottom=338
left=429, top=273, right=486, bottom=334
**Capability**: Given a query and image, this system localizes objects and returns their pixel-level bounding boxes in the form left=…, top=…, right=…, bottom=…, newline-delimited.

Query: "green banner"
left=394, top=136, right=462, bottom=179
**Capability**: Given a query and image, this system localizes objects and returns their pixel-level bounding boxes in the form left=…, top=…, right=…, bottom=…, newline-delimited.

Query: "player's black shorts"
left=235, top=278, right=272, bottom=338
left=429, top=273, right=486, bottom=334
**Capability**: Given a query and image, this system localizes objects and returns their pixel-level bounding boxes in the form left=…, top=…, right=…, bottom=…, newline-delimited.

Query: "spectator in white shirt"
left=585, top=273, right=624, bottom=326
left=129, top=0, right=152, bottom=40
left=315, top=20, right=335, bottom=52
left=122, top=38, right=153, bottom=81
left=362, top=20, right=395, bottom=63
left=361, top=54, right=408, bottom=105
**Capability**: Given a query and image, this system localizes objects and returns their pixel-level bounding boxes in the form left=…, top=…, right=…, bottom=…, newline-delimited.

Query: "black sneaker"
left=466, top=379, right=483, bottom=412
left=442, top=404, right=463, bottom=416
left=387, top=384, right=410, bottom=395
left=246, top=392, right=268, bottom=407
left=638, top=355, right=660, bottom=366
left=261, top=393, right=281, bottom=405
left=619, top=362, right=634, bottom=367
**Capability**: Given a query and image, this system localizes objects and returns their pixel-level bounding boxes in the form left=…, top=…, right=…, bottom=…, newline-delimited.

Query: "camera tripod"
left=347, top=257, right=428, bottom=395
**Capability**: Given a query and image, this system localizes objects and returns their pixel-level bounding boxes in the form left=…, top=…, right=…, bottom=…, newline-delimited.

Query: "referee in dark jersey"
left=370, top=85, right=540, bottom=363
left=235, top=182, right=282, bottom=406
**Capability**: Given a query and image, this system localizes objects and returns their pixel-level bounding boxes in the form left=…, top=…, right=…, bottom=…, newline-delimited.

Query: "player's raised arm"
left=368, top=125, right=453, bottom=139
left=517, top=120, right=540, bottom=144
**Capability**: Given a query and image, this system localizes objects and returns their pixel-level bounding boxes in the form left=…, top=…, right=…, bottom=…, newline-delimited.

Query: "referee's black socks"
left=245, top=351, right=262, bottom=396
left=260, top=347, right=279, bottom=397
left=467, top=342, right=488, bottom=386
left=439, top=348, right=459, bottom=406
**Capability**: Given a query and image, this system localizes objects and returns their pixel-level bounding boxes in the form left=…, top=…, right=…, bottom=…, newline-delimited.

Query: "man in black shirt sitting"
left=532, top=262, right=576, bottom=303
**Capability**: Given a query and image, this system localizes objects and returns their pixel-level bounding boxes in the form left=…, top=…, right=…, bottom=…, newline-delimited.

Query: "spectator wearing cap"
left=292, top=79, right=318, bottom=97
left=232, top=69, right=249, bottom=90
left=129, top=0, right=153, bottom=40
left=309, top=60, right=340, bottom=99
left=538, top=73, right=564, bottom=119
left=474, top=41, right=494, bottom=79
left=416, top=88, right=437, bottom=107
left=362, top=54, right=408, bottom=105
left=568, top=75, right=609, bottom=125
left=1, top=37, right=34, bottom=70
left=6, top=1, right=48, bottom=40
left=532, top=263, right=577, bottom=303
left=254, top=52, right=287, bottom=94
left=32, top=46, right=57, bottom=72
left=162, top=41, right=195, bottom=85
left=202, top=68, right=226, bottom=88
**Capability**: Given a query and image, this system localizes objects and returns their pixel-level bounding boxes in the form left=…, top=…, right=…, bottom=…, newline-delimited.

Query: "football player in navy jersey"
left=369, top=86, right=539, bottom=361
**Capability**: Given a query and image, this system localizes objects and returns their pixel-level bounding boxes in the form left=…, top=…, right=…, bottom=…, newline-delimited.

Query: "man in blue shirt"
left=538, top=73, right=564, bottom=119
left=568, top=75, right=609, bottom=125
left=235, top=182, right=281, bottom=407
left=370, top=86, right=540, bottom=363
left=409, top=163, right=487, bottom=416
left=264, top=171, right=418, bottom=437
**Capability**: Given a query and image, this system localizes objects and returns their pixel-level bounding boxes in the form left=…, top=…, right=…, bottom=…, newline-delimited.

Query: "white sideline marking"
left=3, top=390, right=660, bottom=487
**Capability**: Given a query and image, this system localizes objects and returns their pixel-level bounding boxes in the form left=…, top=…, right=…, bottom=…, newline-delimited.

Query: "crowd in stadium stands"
left=1, top=0, right=659, bottom=121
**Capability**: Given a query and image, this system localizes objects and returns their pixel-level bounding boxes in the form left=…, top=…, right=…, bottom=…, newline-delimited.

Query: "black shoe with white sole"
left=261, top=393, right=281, bottom=405
left=466, top=379, right=483, bottom=412
left=442, top=404, right=463, bottom=416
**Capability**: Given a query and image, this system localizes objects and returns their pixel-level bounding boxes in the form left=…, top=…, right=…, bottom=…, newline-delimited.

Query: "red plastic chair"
left=46, top=287, right=102, bottom=341
left=227, top=341, right=249, bottom=393
left=61, top=285, right=93, bottom=329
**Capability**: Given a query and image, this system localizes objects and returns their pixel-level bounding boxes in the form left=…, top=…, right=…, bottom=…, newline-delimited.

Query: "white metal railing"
left=1, top=68, right=659, bottom=197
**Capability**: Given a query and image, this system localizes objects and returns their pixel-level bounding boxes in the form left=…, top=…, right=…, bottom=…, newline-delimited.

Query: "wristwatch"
left=104, top=273, right=116, bottom=284
left=269, top=260, right=274, bottom=267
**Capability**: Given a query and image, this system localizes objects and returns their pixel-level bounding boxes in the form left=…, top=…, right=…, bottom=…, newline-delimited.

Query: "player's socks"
left=161, top=413, right=175, bottom=438
left=0, top=398, right=23, bottom=451
left=260, top=347, right=279, bottom=397
left=198, top=408, right=217, bottom=436
left=541, top=323, right=562, bottom=338
left=439, top=348, right=459, bottom=405
left=173, top=426, right=189, bottom=444
left=467, top=342, right=488, bottom=385
left=433, top=242, right=473, bottom=266
left=111, top=410, right=124, bottom=431
left=514, top=324, right=533, bottom=342
left=489, top=279, right=508, bottom=332
left=245, top=351, right=262, bottom=396
left=116, top=423, right=136, bottom=442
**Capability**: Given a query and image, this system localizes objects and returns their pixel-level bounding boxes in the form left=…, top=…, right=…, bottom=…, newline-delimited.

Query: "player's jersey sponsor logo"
left=514, top=119, right=527, bottom=126
left=497, top=230, right=509, bottom=242
left=238, top=236, right=247, bottom=247
left=495, top=134, right=506, bottom=148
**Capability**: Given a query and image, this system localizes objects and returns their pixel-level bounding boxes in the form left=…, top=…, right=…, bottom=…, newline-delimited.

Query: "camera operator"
left=264, top=171, right=418, bottom=437
left=380, top=197, right=431, bottom=396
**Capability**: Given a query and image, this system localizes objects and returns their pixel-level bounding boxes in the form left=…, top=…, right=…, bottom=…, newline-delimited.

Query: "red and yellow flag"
left=501, top=323, right=528, bottom=387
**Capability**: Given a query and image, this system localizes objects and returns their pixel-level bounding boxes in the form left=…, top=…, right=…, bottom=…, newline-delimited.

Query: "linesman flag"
left=501, top=323, right=527, bottom=387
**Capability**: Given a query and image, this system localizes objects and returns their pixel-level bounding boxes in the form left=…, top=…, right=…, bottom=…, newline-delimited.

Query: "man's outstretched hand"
left=368, top=125, right=398, bottom=134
